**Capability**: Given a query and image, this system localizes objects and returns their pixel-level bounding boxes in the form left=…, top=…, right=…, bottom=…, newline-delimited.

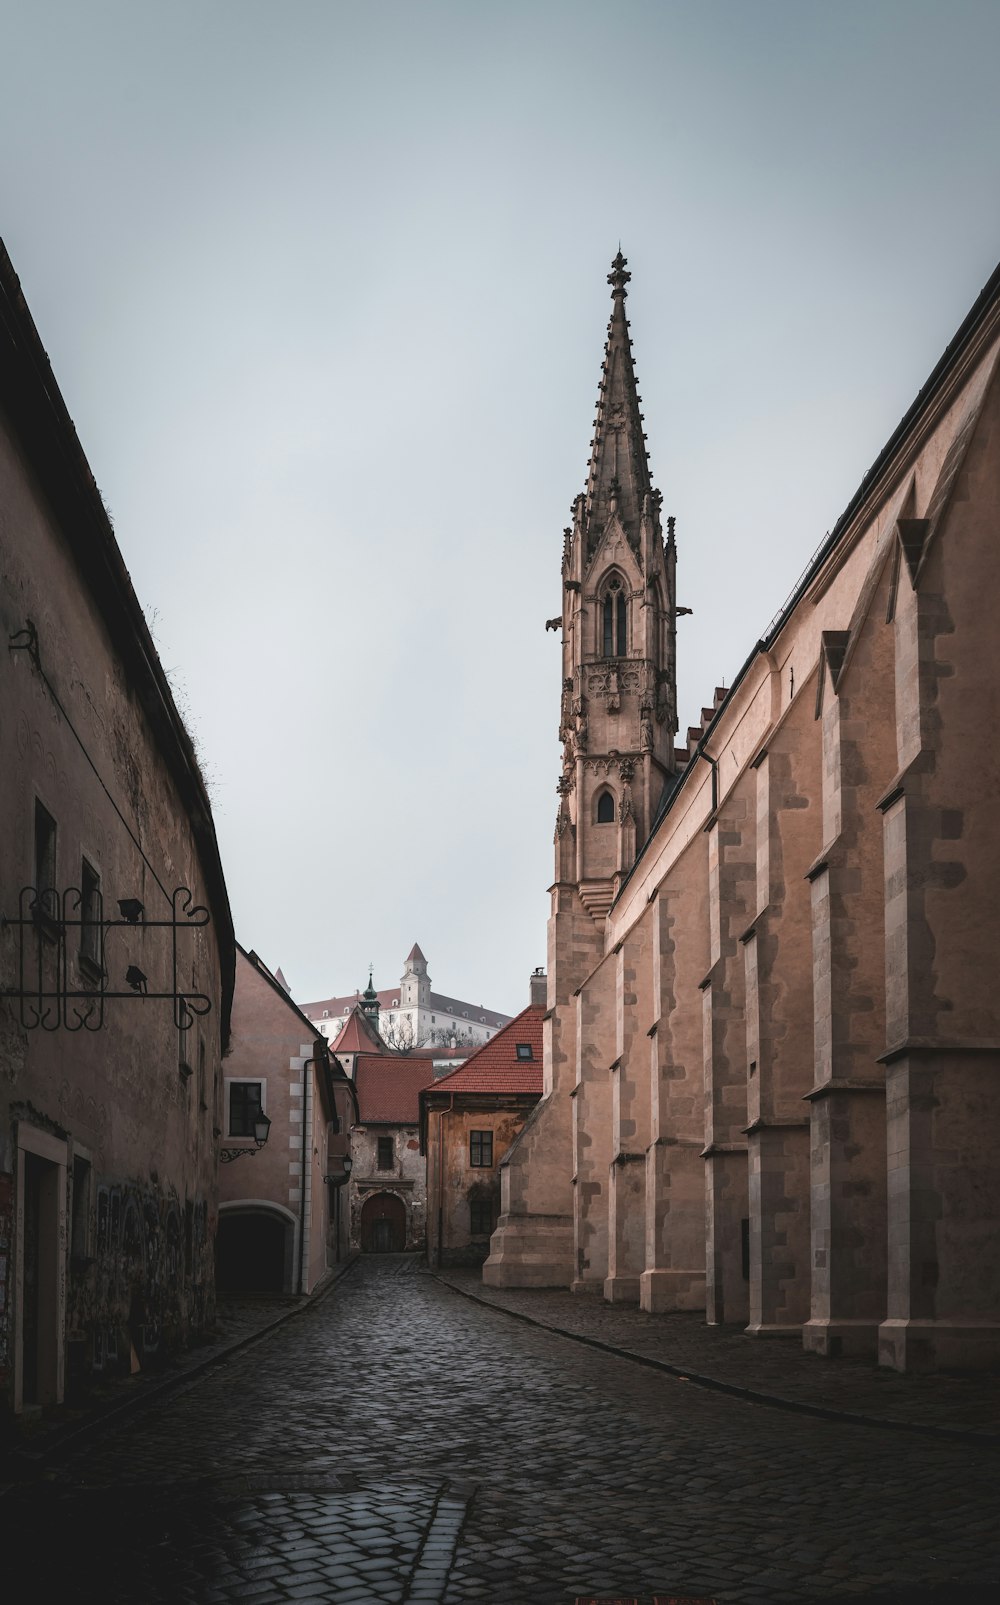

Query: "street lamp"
left=220, top=1109, right=272, bottom=1164
left=324, top=1154, right=353, bottom=1185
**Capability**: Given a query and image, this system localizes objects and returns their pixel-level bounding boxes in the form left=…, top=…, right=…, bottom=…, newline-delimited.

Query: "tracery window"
left=601, top=575, right=628, bottom=657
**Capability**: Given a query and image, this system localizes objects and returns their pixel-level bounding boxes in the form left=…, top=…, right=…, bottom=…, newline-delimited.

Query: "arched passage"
left=216, top=1205, right=294, bottom=1292
left=360, top=1191, right=407, bottom=1253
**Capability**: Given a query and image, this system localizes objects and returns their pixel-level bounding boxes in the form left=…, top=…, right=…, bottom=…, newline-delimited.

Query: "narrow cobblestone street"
left=5, top=1255, right=999, bottom=1604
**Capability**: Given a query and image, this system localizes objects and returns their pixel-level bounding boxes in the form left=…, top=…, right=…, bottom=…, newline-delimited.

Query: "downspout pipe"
left=436, top=1092, right=455, bottom=1270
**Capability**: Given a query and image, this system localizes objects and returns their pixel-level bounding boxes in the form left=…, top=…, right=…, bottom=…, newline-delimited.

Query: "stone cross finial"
left=608, top=250, right=631, bottom=298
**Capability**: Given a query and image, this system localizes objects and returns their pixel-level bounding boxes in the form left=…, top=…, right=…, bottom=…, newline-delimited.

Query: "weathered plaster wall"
left=0, top=410, right=228, bottom=1413
left=350, top=1126, right=426, bottom=1252
left=428, top=1103, right=535, bottom=1268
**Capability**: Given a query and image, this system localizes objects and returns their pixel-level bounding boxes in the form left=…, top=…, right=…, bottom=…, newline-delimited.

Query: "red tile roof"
left=354, top=1055, right=437, bottom=1124
left=330, top=1006, right=387, bottom=1055
left=425, top=1005, right=544, bottom=1095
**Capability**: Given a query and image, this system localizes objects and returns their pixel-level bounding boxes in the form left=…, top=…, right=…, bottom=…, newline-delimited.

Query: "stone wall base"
left=482, top=1215, right=574, bottom=1289
left=878, top=1318, right=1000, bottom=1373
left=802, top=1317, right=879, bottom=1359
left=639, top=1268, right=706, bottom=1313
left=745, top=1321, right=803, bottom=1339
left=570, top=1277, right=605, bottom=1295
left=603, top=1274, right=640, bottom=1304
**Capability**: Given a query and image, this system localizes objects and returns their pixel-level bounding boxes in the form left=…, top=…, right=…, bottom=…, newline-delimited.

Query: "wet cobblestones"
left=434, top=1270, right=1000, bottom=1441
left=5, top=1254, right=999, bottom=1603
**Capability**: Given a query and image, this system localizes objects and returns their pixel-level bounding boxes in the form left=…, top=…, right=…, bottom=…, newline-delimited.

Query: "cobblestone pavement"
left=434, top=1270, right=1000, bottom=1441
left=5, top=1254, right=999, bottom=1604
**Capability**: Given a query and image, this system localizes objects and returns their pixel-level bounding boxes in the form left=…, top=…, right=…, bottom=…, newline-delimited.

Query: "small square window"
left=470, top=1199, right=495, bottom=1236
left=515, top=1044, right=533, bottom=1060
left=469, top=1130, right=493, bottom=1168
left=377, top=1136, right=394, bottom=1171
left=229, top=1081, right=263, bottom=1137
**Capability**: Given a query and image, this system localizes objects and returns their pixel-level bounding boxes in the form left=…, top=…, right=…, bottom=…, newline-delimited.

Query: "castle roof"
left=405, top=941, right=427, bottom=963
left=301, top=986, right=511, bottom=1031
left=424, top=1005, right=544, bottom=1096
left=354, top=1054, right=435, bottom=1124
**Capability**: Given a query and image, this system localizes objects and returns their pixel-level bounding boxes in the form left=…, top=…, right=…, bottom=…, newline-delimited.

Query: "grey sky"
left=3, top=1, right=1000, bottom=1014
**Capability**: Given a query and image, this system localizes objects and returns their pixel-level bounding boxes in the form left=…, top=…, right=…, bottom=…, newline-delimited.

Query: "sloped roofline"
left=616, top=254, right=1000, bottom=906
left=0, top=240, right=237, bottom=1047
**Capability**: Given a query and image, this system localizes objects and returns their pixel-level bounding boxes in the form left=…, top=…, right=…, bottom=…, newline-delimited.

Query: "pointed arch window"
left=602, top=575, right=628, bottom=658
left=596, top=790, right=615, bottom=824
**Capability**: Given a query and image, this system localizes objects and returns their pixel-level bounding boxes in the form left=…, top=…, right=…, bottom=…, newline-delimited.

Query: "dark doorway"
left=216, top=1211, right=288, bottom=1292
left=360, top=1192, right=406, bottom=1252
left=21, top=1149, right=61, bottom=1405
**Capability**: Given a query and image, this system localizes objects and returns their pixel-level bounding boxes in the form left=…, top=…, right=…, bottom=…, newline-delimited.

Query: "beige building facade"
left=487, top=253, right=1000, bottom=1372
left=0, top=242, right=235, bottom=1419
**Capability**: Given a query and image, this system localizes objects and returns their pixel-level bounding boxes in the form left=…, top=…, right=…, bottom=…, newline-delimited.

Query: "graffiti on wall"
left=71, top=1181, right=212, bottom=1379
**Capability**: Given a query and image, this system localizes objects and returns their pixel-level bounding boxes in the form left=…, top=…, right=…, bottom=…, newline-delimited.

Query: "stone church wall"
left=489, top=252, right=1000, bottom=1371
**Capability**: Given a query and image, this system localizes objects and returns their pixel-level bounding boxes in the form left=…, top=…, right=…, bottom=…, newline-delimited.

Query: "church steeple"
left=554, top=253, right=678, bottom=921
left=360, top=966, right=380, bottom=1029
left=583, top=251, right=652, bottom=560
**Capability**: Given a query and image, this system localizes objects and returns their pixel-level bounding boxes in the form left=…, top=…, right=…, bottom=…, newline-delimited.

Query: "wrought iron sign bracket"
left=1, top=885, right=212, bottom=1032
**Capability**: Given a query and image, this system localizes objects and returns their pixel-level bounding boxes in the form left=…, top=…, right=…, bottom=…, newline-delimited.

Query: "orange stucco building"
left=423, top=991, right=544, bottom=1268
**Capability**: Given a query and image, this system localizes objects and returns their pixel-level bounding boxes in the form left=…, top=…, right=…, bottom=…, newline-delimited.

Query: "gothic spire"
left=583, top=251, right=653, bottom=556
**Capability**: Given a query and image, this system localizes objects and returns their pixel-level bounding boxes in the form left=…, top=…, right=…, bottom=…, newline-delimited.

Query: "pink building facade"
left=219, top=947, right=356, bottom=1294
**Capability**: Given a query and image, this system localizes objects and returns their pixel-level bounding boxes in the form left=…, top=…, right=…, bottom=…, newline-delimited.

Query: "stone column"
left=703, top=777, right=754, bottom=1325
left=573, top=954, right=616, bottom=1293
left=640, top=834, right=709, bottom=1313
left=803, top=604, right=895, bottom=1359
left=744, top=705, right=821, bottom=1336
left=605, top=922, right=651, bottom=1303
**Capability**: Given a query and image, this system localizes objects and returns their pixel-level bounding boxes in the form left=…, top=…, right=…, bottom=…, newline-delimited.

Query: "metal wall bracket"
left=1, top=884, right=212, bottom=1032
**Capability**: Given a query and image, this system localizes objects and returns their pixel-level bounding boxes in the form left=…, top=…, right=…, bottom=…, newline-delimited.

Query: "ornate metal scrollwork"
left=1, top=884, right=212, bottom=1032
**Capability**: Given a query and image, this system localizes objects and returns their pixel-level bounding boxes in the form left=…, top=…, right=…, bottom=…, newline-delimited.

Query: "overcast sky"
left=3, top=1, right=1000, bottom=1016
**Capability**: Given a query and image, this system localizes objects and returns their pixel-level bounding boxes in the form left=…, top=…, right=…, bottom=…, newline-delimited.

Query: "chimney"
left=529, top=967, right=547, bottom=1008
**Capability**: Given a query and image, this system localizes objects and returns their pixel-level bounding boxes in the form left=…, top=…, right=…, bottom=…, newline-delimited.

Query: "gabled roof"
left=354, top=1055, right=436, bottom=1124
left=238, top=943, right=323, bottom=1043
left=424, top=1005, right=544, bottom=1096
left=330, top=1004, right=387, bottom=1055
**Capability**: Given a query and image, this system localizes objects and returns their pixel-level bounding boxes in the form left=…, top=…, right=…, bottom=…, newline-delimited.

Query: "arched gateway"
left=359, top=1191, right=406, bottom=1252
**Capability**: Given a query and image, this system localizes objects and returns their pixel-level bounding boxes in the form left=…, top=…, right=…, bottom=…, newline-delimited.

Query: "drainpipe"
left=298, top=1052, right=313, bottom=1295
left=436, top=1093, right=455, bottom=1270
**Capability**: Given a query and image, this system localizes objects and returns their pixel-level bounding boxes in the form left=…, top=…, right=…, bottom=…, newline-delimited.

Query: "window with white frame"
left=226, top=1080, right=265, bottom=1137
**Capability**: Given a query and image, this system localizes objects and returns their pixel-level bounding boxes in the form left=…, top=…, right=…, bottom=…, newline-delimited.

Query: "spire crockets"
left=583, top=250, right=653, bottom=558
